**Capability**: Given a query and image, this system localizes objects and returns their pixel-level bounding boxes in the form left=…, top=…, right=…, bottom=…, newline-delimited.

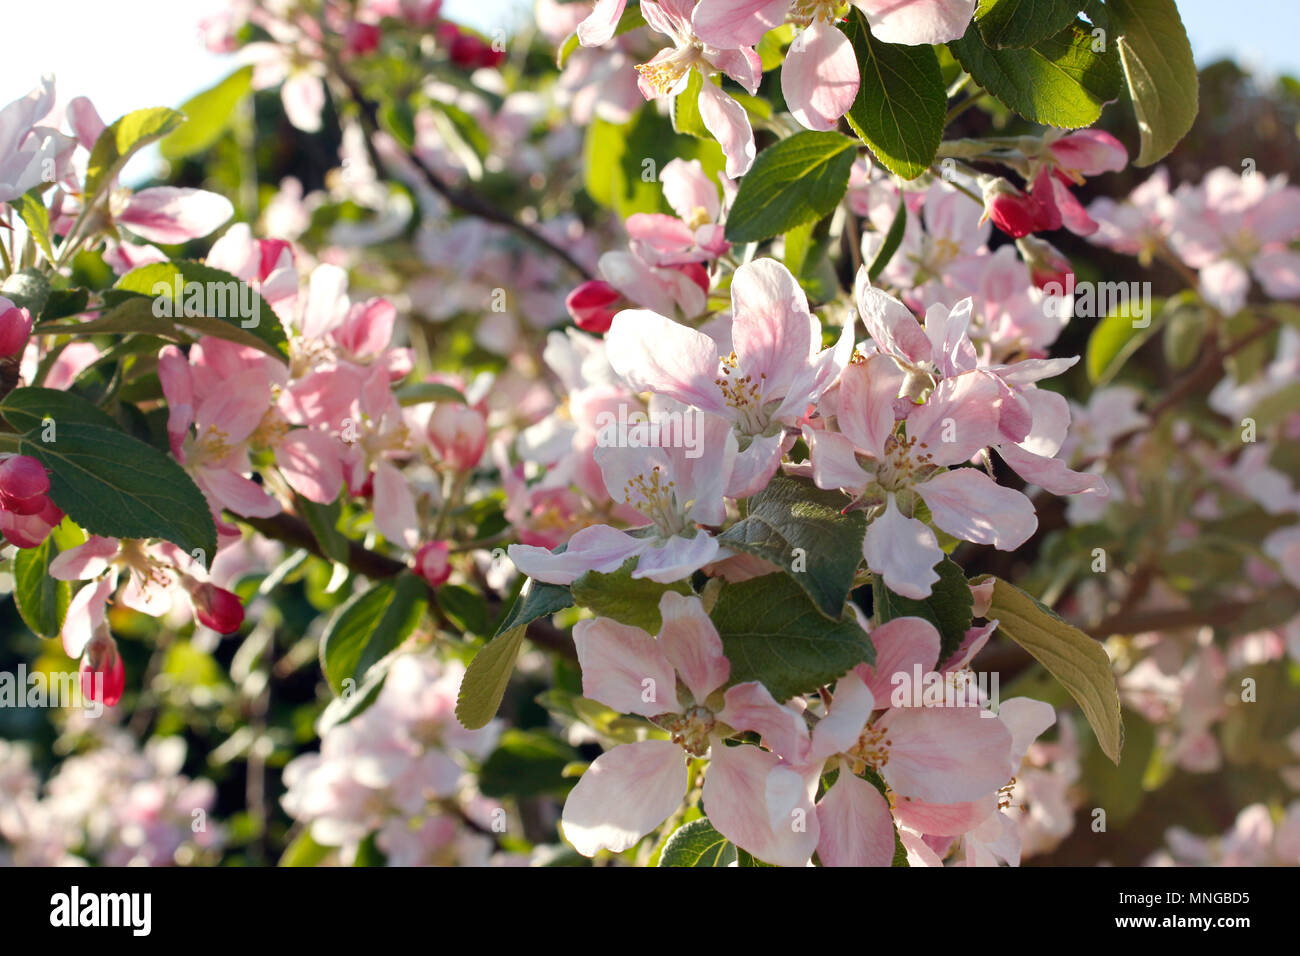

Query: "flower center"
left=846, top=722, right=892, bottom=776
left=623, top=466, right=687, bottom=537
left=790, top=0, right=844, bottom=23
left=191, top=424, right=235, bottom=466
left=117, top=540, right=174, bottom=592
left=635, top=46, right=702, bottom=97
left=715, top=352, right=768, bottom=434
left=684, top=206, right=711, bottom=231
left=876, top=434, right=933, bottom=492
left=657, top=705, right=716, bottom=757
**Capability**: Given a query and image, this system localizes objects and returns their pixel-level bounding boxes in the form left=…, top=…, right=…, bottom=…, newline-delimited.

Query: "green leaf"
left=1162, top=298, right=1207, bottom=370
left=842, top=12, right=946, bottom=180
left=949, top=18, right=1122, bottom=128
left=40, top=288, right=90, bottom=322
left=711, top=573, right=874, bottom=701
left=671, top=70, right=710, bottom=138
left=724, top=131, right=857, bottom=244
left=456, top=578, right=573, bottom=729
left=479, top=729, right=579, bottom=798
left=160, top=66, right=254, bottom=161
left=571, top=559, right=692, bottom=632
left=319, top=573, right=428, bottom=695
left=316, top=650, right=393, bottom=734
left=84, top=108, right=185, bottom=200
left=1, top=269, right=51, bottom=317
left=658, top=818, right=736, bottom=866
left=975, top=0, right=1083, bottom=48
left=1108, top=0, right=1198, bottom=165
left=11, top=190, right=54, bottom=262
left=718, top=474, right=866, bottom=619
left=297, top=493, right=349, bottom=564
left=783, top=219, right=817, bottom=277
left=438, top=583, right=491, bottom=637
left=279, top=829, right=333, bottom=867
left=978, top=575, right=1123, bottom=764
left=867, top=194, right=908, bottom=282
left=14, top=534, right=70, bottom=638
left=1, top=390, right=216, bottom=558
left=1085, top=295, right=1165, bottom=384
left=113, top=262, right=289, bottom=361
left=0, top=386, right=118, bottom=433
left=872, top=556, right=973, bottom=665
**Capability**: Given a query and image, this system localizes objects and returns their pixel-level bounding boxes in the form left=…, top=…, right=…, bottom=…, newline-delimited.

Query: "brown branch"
left=329, top=60, right=596, bottom=282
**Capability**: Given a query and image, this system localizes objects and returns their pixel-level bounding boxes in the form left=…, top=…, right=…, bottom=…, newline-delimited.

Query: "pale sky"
left=3, top=0, right=1294, bottom=179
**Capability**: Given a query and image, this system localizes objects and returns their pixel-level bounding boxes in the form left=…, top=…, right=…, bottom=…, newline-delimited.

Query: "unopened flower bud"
left=0, top=454, right=49, bottom=506
left=566, top=280, right=622, bottom=334
left=191, top=582, right=246, bottom=634
left=0, top=299, right=32, bottom=357
left=427, top=403, right=487, bottom=471
left=413, top=540, right=452, bottom=586
left=1016, top=236, right=1074, bottom=291
left=80, top=632, right=126, bottom=707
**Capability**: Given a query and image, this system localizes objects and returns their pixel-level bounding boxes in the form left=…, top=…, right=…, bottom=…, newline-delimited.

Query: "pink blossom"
left=606, top=258, right=853, bottom=496
left=508, top=411, right=737, bottom=584
left=561, top=593, right=817, bottom=864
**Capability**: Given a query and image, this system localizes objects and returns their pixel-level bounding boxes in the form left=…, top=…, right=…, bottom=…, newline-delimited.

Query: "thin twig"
left=329, top=60, right=595, bottom=281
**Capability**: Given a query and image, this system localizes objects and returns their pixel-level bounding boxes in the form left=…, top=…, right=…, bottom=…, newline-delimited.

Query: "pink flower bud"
left=427, top=403, right=487, bottom=471
left=0, top=455, right=50, bottom=514
left=191, top=582, right=246, bottom=634
left=345, top=22, right=382, bottom=56
left=414, top=540, right=452, bottom=586
left=1016, top=236, right=1074, bottom=290
left=80, top=633, right=126, bottom=707
left=0, top=300, right=32, bottom=357
left=1047, top=129, right=1127, bottom=177
left=565, top=280, right=622, bottom=333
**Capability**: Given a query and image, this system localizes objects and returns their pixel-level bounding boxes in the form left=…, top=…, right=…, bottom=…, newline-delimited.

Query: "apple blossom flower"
left=804, top=352, right=1034, bottom=598
left=755, top=618, right=1014, bottom=866
left=561, top=592, right=817, bottom=864
left=1166, top=167, right=1300, bottom=314
left=508, top=409, right=738, bottom=584
left=606, top=257, right=854, bottom=496
left=625, top=158, right=730, bottom=267
left=633, top=0, right=762, bottom=178
left=0, top=76, right=72, bottom=202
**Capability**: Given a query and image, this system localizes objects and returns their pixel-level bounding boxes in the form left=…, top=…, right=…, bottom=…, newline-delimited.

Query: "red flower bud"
left=191, top=582, right=246, bottom=634
left=0, top=301, right=32, bottom=357
left=1016, top=236, right=1074, bottom=291
left=0, top=454, right=49, bottom=504
left=413, top=540, right=452, bottom=586
left=982, top=178, right=1044, bottom=239
left=565, top=280, right=622, bottom=333
left=345, top=22, right=382, bottom=56
left=80, top=633, right=126, bottom=707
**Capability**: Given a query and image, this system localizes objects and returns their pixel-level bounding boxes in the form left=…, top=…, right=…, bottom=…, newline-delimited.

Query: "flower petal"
left=573, top=617, right=681, bottom=716
left=561, top=740, right=687, bottom=856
